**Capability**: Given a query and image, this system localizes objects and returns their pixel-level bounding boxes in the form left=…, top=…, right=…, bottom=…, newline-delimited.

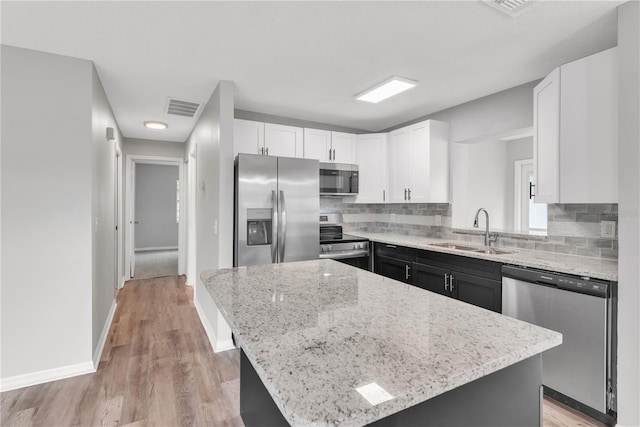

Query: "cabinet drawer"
left=375, top=242, right=412, bottom=261
left=374, top=255, right=412, bottom=284
left=414, top=249, right=502, bottom=281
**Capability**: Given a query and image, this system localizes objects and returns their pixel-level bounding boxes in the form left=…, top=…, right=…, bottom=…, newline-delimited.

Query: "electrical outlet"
left=601, top=221, right=616, bottom=238
left=435, top=215, right=442, bottom=226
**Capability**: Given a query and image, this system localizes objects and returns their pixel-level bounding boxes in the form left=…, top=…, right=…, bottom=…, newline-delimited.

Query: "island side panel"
left=240, top=349, right=289, bottom=427
left=370, top=354, right=543, bottom=427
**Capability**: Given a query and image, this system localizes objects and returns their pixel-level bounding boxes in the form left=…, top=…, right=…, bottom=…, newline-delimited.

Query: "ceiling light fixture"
left=356, top=76, right=418, bottom=103
left=144, top=121, right=168, bottom=130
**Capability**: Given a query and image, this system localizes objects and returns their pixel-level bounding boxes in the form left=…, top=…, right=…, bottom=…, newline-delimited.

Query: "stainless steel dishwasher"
left=502, top=265, right=616, bottom=424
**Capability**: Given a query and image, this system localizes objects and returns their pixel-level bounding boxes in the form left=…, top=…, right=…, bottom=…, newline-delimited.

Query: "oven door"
left=319, top=163, right=358, bottom=195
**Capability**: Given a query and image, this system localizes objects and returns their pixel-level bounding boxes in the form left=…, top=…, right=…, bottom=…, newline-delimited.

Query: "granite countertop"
left=347, top=231, right=618, bottom=282
left=202, top=260, right=562, bottom=427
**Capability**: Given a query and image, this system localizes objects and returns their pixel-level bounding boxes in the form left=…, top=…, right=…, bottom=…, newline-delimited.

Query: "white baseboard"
left=194, top=297, right=235, bottom=353
left=0, top=361, right=95, bottom=392
left=135, top=246, right=178, bottom=252
left=93, top=299, right=117, bottom=369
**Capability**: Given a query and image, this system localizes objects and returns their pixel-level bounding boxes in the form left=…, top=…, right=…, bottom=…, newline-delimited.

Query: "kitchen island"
left=201, top=260, right=562, bottom=426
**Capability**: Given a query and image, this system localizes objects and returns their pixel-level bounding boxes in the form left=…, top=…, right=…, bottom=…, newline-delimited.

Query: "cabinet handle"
left=404, top=188, right=407, bottom=200
left=529, top=182, right=536, bottom=199
left=383, top=189, right=385, bottom=202
left=449, top=275, right=455, bottom=293
left=385, top=244, right=397, bottom=248
left=444, top=273, right=449, bottom=291
left=260, top=146, right=264, bottom=155
left=266, top=147, right=269, bottom=156
left=408, top=188, right=411, bottom=201
left=405, top=265, right=411, bottom=280
left=329, top=148, right=332, bottom=161
left=332, top=149, right=336, bottom=160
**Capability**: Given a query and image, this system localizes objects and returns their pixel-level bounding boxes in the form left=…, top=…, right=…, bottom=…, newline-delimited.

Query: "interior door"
left=130, top=161, right=136, bottom=278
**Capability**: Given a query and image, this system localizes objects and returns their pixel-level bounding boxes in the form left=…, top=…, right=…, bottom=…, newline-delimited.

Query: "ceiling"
left=1, top=1, right=621, bottom=143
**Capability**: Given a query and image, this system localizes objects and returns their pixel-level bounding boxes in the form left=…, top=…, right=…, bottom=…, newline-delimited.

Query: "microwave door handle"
left=279, top=190, right=286, bottom=262
left=271, top=190, right=278, bottom=263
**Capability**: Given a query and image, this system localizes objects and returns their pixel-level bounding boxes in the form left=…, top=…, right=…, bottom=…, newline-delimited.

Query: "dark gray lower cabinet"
left=375, top=242, right=502, bottom=312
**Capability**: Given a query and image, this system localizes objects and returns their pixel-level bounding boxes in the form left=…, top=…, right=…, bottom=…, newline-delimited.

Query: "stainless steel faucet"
left=473, top=208, right=497, bottom=247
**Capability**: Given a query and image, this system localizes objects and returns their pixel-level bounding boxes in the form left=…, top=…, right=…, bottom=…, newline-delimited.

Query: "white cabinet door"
left=303, top=128, right=331, bottom=161
left=354, top=133, right=387, bottom=203
left=424, top=120, right=450, bottom=203
left=330, top=132, right=356, bottom=164
left=407, top=122, right=430, bottom=203
left=559, top=47, right=618, bottom=203
left=264, top=123, right=303, bottom=158
left=533, top=67, right=561, bottom=204
left=234, top=119, right=264, bottom=156
left=388, top=129, right=411, bottom=203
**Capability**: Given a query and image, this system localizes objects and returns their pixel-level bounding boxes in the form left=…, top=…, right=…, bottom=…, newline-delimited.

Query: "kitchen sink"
left=429, top=242, right=515, bottom=255
left=429, top=242, right=482, bottom=251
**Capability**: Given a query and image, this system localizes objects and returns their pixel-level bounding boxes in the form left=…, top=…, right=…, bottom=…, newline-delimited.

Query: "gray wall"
left=1, top=46, right=94, bottom=379
left=184, top=80, right=235, bottom=351
left=122, top=137, right=185, bottom=158
left=617, top=1, right=640, bottom=424
left=91, top=64, right=123, bottom=357
left=382, top=80, right=539, bottom=143
left=134, top=164, right=179, bottom=249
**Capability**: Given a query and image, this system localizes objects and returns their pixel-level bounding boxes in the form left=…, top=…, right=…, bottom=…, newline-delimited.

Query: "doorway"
left=125, top=155, right=185, bottom=282
left=514, top=160, right=548, bottom=234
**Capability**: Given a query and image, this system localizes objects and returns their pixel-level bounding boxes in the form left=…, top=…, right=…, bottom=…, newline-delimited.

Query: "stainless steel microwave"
left=319, top=163, right=358, bottom=195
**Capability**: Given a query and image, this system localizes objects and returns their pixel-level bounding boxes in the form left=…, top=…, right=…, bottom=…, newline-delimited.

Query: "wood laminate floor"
left=1, top=275, right=607, bottom=427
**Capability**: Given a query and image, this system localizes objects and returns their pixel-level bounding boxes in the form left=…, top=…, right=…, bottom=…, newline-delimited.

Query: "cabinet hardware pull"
left=408, top=188, right=411, bottom=200
left=266, top=147, right=269, bottom=156
left=333, top=149, right=336, bottom=160
left=329, top=148, right=332, bottom=160
left=529, top=182, right=536, bottom=199
left=260, top=146, right=264, bottom=155
left=405, top=265, right=410, bottom=280
left=386, top=244, right=397, bottom=248
left=449, top=275, right=455, bottom=293
left=444, top=273, right=449, bottom=291
left=404, top=188, right=407, bottom=200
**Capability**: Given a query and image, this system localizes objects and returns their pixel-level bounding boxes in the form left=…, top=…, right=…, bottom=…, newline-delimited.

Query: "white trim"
left=514, top=159, right=531, bottom=230
left=93, top=300, right=117, bottom=369
left=0, top=362, right=95, bottom=392
left=194, top=297, right=235, bottom=353
left=125, top=154, right=186, bottom=280
left=134, top=246, right=179, bottom=252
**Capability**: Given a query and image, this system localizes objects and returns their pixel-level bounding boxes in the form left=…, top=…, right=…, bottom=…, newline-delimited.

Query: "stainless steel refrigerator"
left=234, top=154, right=319, bottom=267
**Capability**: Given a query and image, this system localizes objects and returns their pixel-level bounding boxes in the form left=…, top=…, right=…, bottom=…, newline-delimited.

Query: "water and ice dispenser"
left=246, top=208, right=272, bottom=246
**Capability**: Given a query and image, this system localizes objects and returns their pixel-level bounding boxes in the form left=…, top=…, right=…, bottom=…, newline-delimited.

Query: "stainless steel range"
left=319, top=214, right=370, bottom=270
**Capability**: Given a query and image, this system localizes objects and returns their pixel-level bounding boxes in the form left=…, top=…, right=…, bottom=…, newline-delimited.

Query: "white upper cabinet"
left=303, top=128, right=331, bottom=161
left=234, top=119, right=265, bottom=157
left=388, top=120, right=450, bottom=204
left=264, top=123, right=304, bottom=158
left=354, top=133, right=388, bottom=203
left=533, top=68, right=561, bottom=204
left=330, top=132, right=356, bottom=164
left=303, top=129, right=356, bottom=163
left=534, top=47, right=618, bottom=204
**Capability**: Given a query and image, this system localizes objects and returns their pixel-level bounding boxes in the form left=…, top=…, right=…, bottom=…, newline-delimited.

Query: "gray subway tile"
left=575, top=213, right=600, bottom=223
left=535, top=242, right=556, bottom=252
left=576, top=247, right=601, bottom=258
left=600, top=248, right=618, bottom=260
left=587, top=238, right=614, bottom=249
left=554, top=244, right=576, bottom=255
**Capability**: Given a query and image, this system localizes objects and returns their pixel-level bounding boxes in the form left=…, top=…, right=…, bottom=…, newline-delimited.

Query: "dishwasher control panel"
left=502, top=265, right=610, bottom=298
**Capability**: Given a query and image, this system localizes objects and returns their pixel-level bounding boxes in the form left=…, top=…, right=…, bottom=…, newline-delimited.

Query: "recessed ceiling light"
left=356, top=76, right=418, bottom=103
left=144, top=121, right=168, bottom=130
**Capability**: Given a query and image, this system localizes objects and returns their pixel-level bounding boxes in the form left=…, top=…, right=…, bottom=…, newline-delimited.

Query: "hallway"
left=0, top=276, right=243, bottom=427
left=133, top=249, right=179, bottom=280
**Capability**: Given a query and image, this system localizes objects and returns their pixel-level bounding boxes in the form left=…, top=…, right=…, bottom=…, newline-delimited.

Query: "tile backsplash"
left=320, top=198, right=618, bottom=260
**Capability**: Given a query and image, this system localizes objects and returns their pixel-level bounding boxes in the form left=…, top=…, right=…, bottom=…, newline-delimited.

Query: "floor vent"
left=166, top=98, right=202, bottom=118
left=483, top=0, right=535, bottom=17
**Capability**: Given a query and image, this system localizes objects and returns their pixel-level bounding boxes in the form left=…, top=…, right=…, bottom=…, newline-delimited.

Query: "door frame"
left=124, top=154, right=186, bottom=282
left=514, top=159, right=533, bottom=232
left=186, top=145, right=197, bottom=286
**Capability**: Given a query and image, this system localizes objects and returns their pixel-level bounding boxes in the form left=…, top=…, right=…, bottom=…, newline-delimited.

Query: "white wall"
left=616, top=2, right=640, bottom=425
left=122, top=137, right=185, bottom=158
left=90, top=64, right=122, bottom=362
left=385, top=81, right=538, bottom=143
left=1, top=46, right=94, bottom=384
left=184, top=80, right=235, bottom=352
left=134, top=164, right=179, bottom=249
left=505, top=137, right=533, bottom=230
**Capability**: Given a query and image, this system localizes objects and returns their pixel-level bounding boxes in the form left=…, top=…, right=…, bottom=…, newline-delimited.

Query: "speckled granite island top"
left=347, top=231, right=618, bottom=281
left=202, top=260, right=562, bottom=427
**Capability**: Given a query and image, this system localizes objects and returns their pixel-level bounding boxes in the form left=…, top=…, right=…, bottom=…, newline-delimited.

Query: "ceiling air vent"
left=483, top=0, right=535, bottom=17
left=166, top=97, right=202, bottom=118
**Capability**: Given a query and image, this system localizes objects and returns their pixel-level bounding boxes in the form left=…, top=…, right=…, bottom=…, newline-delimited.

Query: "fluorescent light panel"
left=356, top=76, right=418, bottom=103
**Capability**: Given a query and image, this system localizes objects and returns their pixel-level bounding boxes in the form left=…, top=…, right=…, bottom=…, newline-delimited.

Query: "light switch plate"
left=601, top=221, right=616, bottom=238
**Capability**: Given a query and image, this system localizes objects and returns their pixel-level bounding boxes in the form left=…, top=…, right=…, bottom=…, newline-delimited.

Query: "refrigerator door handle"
left=271, top=190, right=278, bottom=263
left=279, top=190, right=286, bottom=261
